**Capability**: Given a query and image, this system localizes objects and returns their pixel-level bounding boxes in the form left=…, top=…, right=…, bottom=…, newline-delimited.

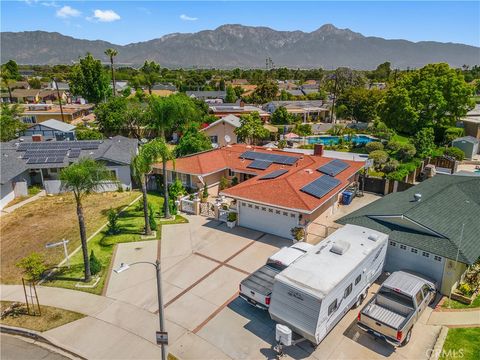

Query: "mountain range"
left=1, top=24, right=479, bottom=69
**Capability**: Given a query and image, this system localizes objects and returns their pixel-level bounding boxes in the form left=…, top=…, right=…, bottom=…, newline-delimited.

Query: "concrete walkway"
left=428, top=308, right=480, bottom=327
left=0, top=190, right=46, bottom=216
left=0, top=285, right=167, bottom=359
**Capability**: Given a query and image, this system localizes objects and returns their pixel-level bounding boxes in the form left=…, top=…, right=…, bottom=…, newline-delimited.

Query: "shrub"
left=28, top=185, right=42, bottom=196
left=231, top=176, right=239, bottom=186
left=369, top=150, right=389, bottom=167
left=327, top=125, right=344, bottom=136
left=168, top=179, right=185, bottom=200
left=290, top=227, right=304, bottom=241
left=202, top=184, right=209, bottom=199
left=386, top=140, right=403, bottom=153
left=383, top=159, right=400, bottom=173
left=107, top=208, right=121, bottom=235
left=294, top=124, right=312, bottom=136
left=148, top=203, right=157, bottom=231
left=15, top=252, right=47, bottom=282
left=397, top=143, right=416, bottom=162
left=413, top=127, right=435, bottom=158
left=444, top=147, right=465, bottom=161
left=458, top=283, right=473, bottom=297
left=277, top=139, right=287, bottom=149
left=227, top=212, right=237, bottom=222
left=444, top=127, right=465, bottom=144
left=365, top=141, right=384, bottom=153
left=89, top=250, right=101, bottom=275
left=219, top=176, right=229, bottom=191
left=385, top=167, right=410, bottom=181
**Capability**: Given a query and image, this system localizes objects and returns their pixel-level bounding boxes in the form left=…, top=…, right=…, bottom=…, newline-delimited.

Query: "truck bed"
left=241, top=265, right=278, bottom=295
left=363, top=303, right=407, bottom=330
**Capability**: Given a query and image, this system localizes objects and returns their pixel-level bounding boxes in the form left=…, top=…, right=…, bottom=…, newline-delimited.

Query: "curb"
left=0, top=324, right=87, bottom=359
left=429, top=326, right=449, bottom=360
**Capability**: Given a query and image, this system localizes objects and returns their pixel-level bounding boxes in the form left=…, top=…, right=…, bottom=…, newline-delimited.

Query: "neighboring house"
left=49, top=81, right=70, bottom=91
left=152, top=83, right=177, bottom=91
left=264, top=100, right=329, bottom=122
left=460, top=104, right=480, bottom=139
left=153, top=144, right=363, bottom=238
left=20, top=104, right=94, bottom=124
left=0, top=136, right=138, bottom=209
left=209, top=103, right=270, bottom=121
left=452, top=136, right=480, bottom=160
left=336, top=174, right=480, bottom=295
left=10, top=89, right=67, bottom=104
left=186, top=91, right=226, bottom=101
left=201, top=115, right=240, bottom=146
left=21, top=119, right=76, bottom=141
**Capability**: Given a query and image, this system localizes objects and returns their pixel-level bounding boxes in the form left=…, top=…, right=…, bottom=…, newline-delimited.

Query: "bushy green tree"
left=337, top=87, right=384, bottom=122
left=369, top=150, right=389, bottom=168
left=76, top=128, right=104, bottom=140
left=413, top=127, right=435, bottom=158
left=16, top=252, right=46, bottom=282
left=69, top=53, right=110, bottom=104
left=139, top=60, right=160, bottom=94
left=225, top=85, right=237, bottom=103
left=250, top=81, right=278, bottom=103
left=271, top=106, right=293, bottom=125
left=365, top=141, right=384, bottom=153
left=443, top=127, right=465, bottom=144
left=175, top=126, right=212, bottom=157
left=444, top=147, right=465, bottom=161
left=397, top=143, right=417, bottom=161
left=168, top=179, right=185, bottom=199
left=294, top=124, right=312, bottom=136
left=235, top=112, right=269, bottom=145
left=0, top=103, right=27, bottom=141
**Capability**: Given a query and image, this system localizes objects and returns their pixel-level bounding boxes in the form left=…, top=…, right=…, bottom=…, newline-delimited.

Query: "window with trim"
left=434, top=255, right=442, bottom=262
left=228, top=169, right=234, bottom=177
left=344, top=284, right=353, bottom=298
left=411, top=248, right=418, bottom=254
left=241, top=202, right=246, bottom=207
left=355, top=274, right=361, bottom=285
left=328, top=299, right=338, bottom=315
left=400, top=245, right=407, bottom=250
left=422, top=252, right=430, bottom=258
left=210, top=135, right=218, bottom=144
left=390, top=241, right=396, bottom=246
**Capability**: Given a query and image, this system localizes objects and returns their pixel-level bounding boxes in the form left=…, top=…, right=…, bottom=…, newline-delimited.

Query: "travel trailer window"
left=415, top=290, right=423, bottom=305
left=328, top=299, right=338, bottom=315
left=344, top=284, right=353, bottom=298
left=355, top=274, right=361, bottom=285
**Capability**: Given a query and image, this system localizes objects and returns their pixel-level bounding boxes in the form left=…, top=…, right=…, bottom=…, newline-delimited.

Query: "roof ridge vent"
left=330, top=240, right=350, bottom=255
left=414, top=193, right=422, bottom=202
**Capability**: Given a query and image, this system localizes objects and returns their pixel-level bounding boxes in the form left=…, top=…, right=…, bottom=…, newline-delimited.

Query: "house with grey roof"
left=186, top=90, right=226, bottom=101
left=0, top=136, right=138, bottom=210
left=21, top=119, right=76, bottom=141
left=337, top=174, right=480, bottom=295
left=200, top=115, right=241, bottom=146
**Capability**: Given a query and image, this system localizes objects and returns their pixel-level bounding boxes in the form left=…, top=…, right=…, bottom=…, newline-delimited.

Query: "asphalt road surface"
left=1, top=334, right=70, bottom=360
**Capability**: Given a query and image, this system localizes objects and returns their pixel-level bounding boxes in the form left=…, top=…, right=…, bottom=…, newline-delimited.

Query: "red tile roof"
left=154, top=144, right=363, bottom=213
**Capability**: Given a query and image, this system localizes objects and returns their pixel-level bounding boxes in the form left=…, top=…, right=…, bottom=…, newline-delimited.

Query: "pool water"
left=304, top=135, right=375, bottom=145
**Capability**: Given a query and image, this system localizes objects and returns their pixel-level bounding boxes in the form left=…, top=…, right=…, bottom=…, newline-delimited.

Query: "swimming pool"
left=302, top=135, right=375, bottom=145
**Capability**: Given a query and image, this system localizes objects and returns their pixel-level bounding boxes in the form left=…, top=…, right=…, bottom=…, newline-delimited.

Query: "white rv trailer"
left=268, top=224, right=388, bottom=345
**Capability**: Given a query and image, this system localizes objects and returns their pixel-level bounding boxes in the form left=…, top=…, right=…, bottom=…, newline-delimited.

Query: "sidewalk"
left=0, top=285, right=184, bottom=359
left=428, top=308, right=480, bottom=327
left=0, top=190, right=46, bottom=216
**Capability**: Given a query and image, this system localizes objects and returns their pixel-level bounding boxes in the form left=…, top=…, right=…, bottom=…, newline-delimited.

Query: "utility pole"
left=53, top=78, right=65, bottom=123
left=330, top=72, right=338, bottom=124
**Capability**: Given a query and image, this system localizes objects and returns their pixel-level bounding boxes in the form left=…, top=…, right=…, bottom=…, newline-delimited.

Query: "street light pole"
left=155, top=259, right=167, bottom=360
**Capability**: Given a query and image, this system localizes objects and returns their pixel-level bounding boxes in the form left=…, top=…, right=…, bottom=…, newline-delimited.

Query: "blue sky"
left=2, top=1, right=479, bottom=46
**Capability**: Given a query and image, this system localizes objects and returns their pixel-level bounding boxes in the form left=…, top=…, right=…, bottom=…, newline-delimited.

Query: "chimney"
left=32, top=134, right=43, bottom=142
left=313, top=144, right=324, bottom=156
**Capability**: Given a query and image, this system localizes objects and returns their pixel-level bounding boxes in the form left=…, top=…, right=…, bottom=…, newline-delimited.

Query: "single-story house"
left=153, top=144, right=363, bottom=238
left=21, top=104, right=94, bottom=124
left=337, top=174, right=480, bottom=295
left=264, top=100, right=330, bottom=122
left=452, top=136, right=480, bottom=160
left=209, top=103, right=270, bottom=121
left=186, top=91, right=227, bottom=101
left=0, top=136, right=138, bottom=210
left=201, top=115, right=240, bottom=146
left=21, top=119, right=76, bottom=141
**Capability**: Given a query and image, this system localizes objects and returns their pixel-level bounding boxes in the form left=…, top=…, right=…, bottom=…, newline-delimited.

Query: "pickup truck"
left=239, top=242, right=313, bottom=310
left=357, top=271, right=436, bottom=347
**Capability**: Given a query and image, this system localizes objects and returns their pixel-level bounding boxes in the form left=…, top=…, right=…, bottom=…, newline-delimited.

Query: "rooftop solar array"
left=17, top=141, right=102, bottom=152
left=26, top=157, right=64, bottom=164
left=300, top=175, right=341, bottom=199
left=247, top=159, right=272, bottom=170
left=317, top=159, right=350, bottom=176
left=240, top=151, right=298, bottom=165
left=69, top=149, right=81, bottom=158
left=23, top=149, right=68, bottom=159
left=259, top=169, right=289, bottom=180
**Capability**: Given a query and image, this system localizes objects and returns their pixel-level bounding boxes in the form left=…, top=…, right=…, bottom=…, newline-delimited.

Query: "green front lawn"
left=440, top=327, right=480, bottom=360
left=44, top=192, right=187, bottom=295
left=391, top=134, right=411, bottom=144
left=442, top=294, right=480, bottom=309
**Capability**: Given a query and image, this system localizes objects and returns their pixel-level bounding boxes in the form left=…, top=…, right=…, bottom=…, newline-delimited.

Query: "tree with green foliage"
left=69, top=53, right=110, bottom=104
left=271, top=106, right=293, bottom=125
left=413, top=127, right=435, bottom=158
left=139, top=61, right=160, bottom=94
left=104, top=48, right=118, bottom=96
left=370, top=62, right=392, bottom=82
left=28, top=78, right=42, bottom=89
left=175, top=126, right=212, bottom=157
left=443, top=127, right=465, bottom=144
left=168, top=179, right=185, bottom=200
left=380, top=63, right=474, bottom=135
left=1, top=69, right=16, bottom=103
left=250, top=81, right=278, bottom=103
left=76, top=128, right=104, bottom=140
left=2, top=60, right=20, bottom=80
left=369, top=150, right=389, bottom=168
left=365, top=141, right=384, bottom=153
left=16, top=252, right=47, bottom=282
left=337, top=87, right=384, bottom=122
left=235, top=112, right=269, bottom=145
left=60, top=159, right=114, bottom=281
left=148, top=203, right=158, bottom=231
left=89, top=250, right=102, bottom=275
left=444, top=147, right=465, bottom=161
left=294, top=124, right=312, bottom=136
left=225, top=85, right=237, bottom=103
left=397, top=143, right=417, bottom=162
left=0, top=103, right=28, bottom=141
left=106, top=208, right=120, bottom=235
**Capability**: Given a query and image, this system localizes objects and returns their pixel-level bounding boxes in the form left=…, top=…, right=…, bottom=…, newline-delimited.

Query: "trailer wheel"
left=354, top=294, right=364, bottom=308
left=400, top=329, right=412, bottom=347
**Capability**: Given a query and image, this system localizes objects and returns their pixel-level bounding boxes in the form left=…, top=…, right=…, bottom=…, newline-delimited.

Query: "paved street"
left=1, top=334, right=71, bottom=360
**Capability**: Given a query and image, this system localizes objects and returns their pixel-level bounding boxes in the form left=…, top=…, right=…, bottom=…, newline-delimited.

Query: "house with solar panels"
left=153, top=144, right=363, bottom=239
left=0, top=136, right=138, bottom=209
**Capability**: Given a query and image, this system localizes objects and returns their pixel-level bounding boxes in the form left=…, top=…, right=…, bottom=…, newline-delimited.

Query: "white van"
left=268, top=224, right=388, bottom=345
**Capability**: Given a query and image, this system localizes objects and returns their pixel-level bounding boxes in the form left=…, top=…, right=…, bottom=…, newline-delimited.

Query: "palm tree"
left=60, top=159, right=114, bottom=281
left=105, top=48, right=118, bottom=96
left=132, top=138, right=174, bottom=231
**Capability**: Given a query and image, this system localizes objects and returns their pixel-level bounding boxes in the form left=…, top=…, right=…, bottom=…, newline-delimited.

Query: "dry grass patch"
left=0, top=301, right=85, bottom=332
left=0, top=191, right=140, bottom=284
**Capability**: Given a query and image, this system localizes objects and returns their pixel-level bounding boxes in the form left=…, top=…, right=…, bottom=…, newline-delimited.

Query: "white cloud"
left=41, top=1, right=59, bottom=7
left=23, top=0, right=39, bottom=5
left=56, top=5, right=81, bottom=18
left=91, top=9, right=121, bottom=22
left=180, top=14, right=198, bottom=21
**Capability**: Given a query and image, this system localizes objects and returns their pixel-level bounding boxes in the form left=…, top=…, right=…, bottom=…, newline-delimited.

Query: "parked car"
left=269, top=225, right=388, bottom=345
left=239, top=242, right=313, bottom=310
left=357, top=271, right=436, bottom=347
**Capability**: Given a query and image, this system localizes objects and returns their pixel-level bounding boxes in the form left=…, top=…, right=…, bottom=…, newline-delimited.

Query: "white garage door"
left=239, top=201, right=298, bottom=239
left=385, top=240, right=445, bottom=286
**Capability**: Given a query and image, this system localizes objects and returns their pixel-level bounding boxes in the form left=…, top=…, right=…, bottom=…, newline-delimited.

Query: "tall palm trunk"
left=76, top=198, right=91, bottom=282
left=7, top=86, right=13, bottom=103
left=142, top=175, right=151, bottom=235
left=148, top=86, right=152, bottom=95
left=162, top=159, right=171, bottom=219
left=110, top=56, right=116, bottom=96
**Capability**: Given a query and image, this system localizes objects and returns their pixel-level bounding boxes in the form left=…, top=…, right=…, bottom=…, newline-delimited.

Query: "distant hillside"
left=1, top=24, right=479, bottom=69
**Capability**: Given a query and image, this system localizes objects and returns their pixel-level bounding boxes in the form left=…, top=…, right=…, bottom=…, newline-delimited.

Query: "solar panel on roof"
left=301, top=175, right=341, bottom=199
left=317, top=159, right=350, bottom=176
left=240, top=151, right=299, bottom=166
left=259, top=169, right=289, bottom=180
left=247, top=159, right=272, bottom=170
left=69, top=149, right=81, bottom=158
left=26, top=157, right=48, bottom=164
